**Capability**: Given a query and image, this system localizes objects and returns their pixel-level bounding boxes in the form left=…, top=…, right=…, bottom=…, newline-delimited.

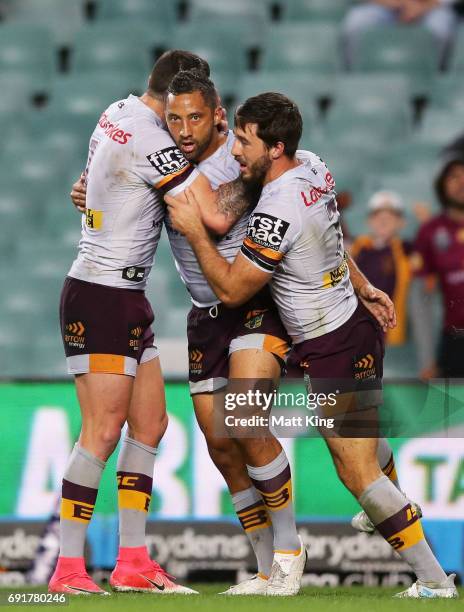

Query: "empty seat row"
left=4, top=21, right=464, bottom=83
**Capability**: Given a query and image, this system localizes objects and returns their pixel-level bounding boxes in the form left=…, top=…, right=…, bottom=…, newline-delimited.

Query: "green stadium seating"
left=322, top=110, right=409, bottom=151
left=332, top=73, right=411, bottom=115
left=96, top=0, right=179, bottom=25
left=428, top=74, right=464, bottom=113
left=189, top=0, right=269, bottom=23
left=351, top=26, right=440, bottom=75
left=172, top=21, right=258, bottom=74
left=0, top=24, right=55, bottom=79
left=417, top=109, right=464, bottom=146
left=46, top=75, right=139, bottom=119
left=449, top=26, right=464, bottom=72
left=238, top=71, right=332, bottom=113
left=260, top=24, right=340, bottom=73
left=72, top=24, right=154, bottom=75
left=379, top=141, right=441, bottom=176
left=281, top=0, right=350, bottom=22
left=5, top=0, right=84, bottom=46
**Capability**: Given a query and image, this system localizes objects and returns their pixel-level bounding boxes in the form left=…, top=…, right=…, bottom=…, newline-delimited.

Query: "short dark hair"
left=167, top=69, right=218, bottom=110
left=148, top=50, right=210, bottom=99
left=235, top=92, right=302, bottom=157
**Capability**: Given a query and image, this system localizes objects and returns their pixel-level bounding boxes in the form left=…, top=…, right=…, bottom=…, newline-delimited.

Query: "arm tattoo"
left=216, top=178, right=252, bottom=219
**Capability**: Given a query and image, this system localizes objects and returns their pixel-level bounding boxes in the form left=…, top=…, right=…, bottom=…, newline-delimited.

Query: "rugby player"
left=166, top=93, right=458, bottom=599
left=71, top=72, right=406, bottom=596
left=50, top=50, right=242, bottom=596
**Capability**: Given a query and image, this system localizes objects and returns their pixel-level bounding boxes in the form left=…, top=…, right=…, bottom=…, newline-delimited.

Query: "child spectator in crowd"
left=351, top=191, right=412, bottom=346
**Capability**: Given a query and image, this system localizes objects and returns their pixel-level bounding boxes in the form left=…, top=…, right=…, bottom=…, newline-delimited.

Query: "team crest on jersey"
left=247, top=213, right=289, bottom=251
left=244, top=309, right=267, bottom=330
left=146, top=146, right=189, bottom=176
left=122, top=267, right=146, bottom=282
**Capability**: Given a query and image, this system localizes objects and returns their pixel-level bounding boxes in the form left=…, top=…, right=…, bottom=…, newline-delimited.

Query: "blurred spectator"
left=342, top=0, right=458, bottom=69
left=410, top=148, right=464, bottom=378
left=350, top=191, right=412, bottom=345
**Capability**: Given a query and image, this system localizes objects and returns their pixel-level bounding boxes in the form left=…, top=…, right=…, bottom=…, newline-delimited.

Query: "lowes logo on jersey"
left=247, top=213, right=289, bottom=251
left=147, top=146, right=189, bottom=176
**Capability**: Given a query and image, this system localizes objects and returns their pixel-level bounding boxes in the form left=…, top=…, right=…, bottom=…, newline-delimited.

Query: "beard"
left=242, top=153, right=272, bottom=186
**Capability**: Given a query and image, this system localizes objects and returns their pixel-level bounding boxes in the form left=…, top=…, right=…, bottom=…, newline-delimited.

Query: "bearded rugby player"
left=167, top=93, right=457, bottom=599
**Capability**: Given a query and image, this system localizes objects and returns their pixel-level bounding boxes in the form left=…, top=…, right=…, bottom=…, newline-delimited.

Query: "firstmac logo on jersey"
left=247, top=213, right=289, bottom=250
left=147, top=146, right=189, bottom=176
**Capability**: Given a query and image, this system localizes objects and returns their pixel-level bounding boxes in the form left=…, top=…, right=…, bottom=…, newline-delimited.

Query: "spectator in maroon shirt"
left=351, top=191, right=412, bottom=346
left=411, top=149, right=464, bottom=378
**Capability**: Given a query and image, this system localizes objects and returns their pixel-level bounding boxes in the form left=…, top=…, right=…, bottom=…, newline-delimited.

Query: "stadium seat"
left=96, top=0, right=180, bottom=25
left=6, top=0, right=85, bottom=46
left=71, top=24, right=154, bottom=75
left=351, top=26, right=440, bottom=76
left=449, top=25, right=464, bottom=72
left=238, top=71, right=333, bottom=115
left=0, top=24, right=55, bottom=79
left=280, top=0, right=350, bottom=22
left=428, top=74, right=464, bottom=114
left=417, top=109, right=464, bottom=147
left=379, top=141, right=441, bottom=176
left=331, top=73, right=411, bottom=116
left=46, top=75, right=140, bottom=119
left=322, top=110, right=409, bottom=150
left=172, top=21, right=258, bottom=74
left=0, top=149, right=68, bottom=199
left=188, top=0, right=270, bottom=23
left=0, top=185, right=42, bottom=257
left=260, top=24, right=340, bottom=73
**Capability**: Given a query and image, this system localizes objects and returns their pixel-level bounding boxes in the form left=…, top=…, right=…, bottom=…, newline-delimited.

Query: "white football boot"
left=219, top=574, right=268, bottom=595
left=394, top=574, right=458, bottom=599
left=351, top=500, right=423, bottom=534
left=266, top=536, right=307, bottom=596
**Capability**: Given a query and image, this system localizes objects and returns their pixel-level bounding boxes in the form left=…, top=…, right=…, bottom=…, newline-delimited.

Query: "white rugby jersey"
left=68, top=94, right=199, bottom=290
left=240, top=150, right=358, bottom=343
left=165, top=131, right=248, bottom=307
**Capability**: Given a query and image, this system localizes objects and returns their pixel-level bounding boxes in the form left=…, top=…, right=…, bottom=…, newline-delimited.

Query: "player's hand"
left=358, top=283, right=397, bottom=332
left=71, top=174, right=87, bottom=213
left=165, top=188, right=205, bottom=239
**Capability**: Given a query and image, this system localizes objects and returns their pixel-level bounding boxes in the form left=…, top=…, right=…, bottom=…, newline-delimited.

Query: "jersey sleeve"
left=135, top=125, right=199, bottom=197
left=240, top=196, right=301, bottom=273
left=411, top=223, right=436, bottom=277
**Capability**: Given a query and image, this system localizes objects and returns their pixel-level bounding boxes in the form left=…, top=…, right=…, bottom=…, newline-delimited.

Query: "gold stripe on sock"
left=382, top=455, right=395, bottom=477
left=61, top=498, right=95, bottom=523
left=260, top=479, right=292, bottom=511
left=387, top=519, right=425, bottom=551
left=238, top=504, right=271, bottom=533
left=118, top=489, right=151, bottom=512
left=257, top=572, right=269, bottom=580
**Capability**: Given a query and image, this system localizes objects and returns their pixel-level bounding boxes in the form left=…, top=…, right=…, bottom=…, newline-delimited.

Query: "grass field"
left=1, top=585, right=461, bottom=611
